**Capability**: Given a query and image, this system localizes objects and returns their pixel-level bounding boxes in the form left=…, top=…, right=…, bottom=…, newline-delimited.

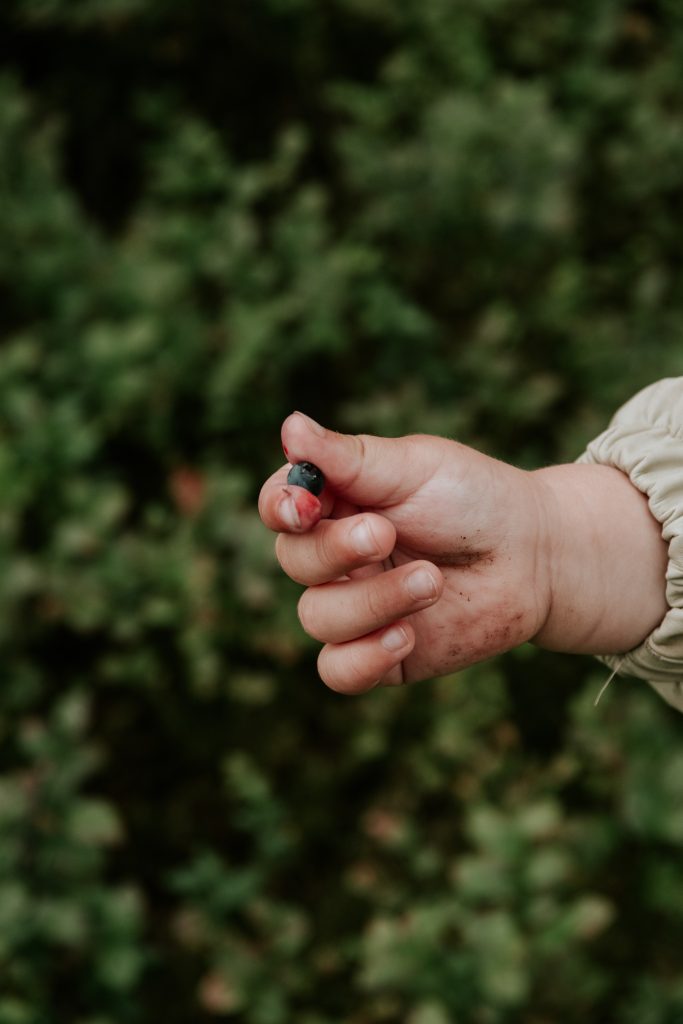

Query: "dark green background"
left=2, top=1, right=683, bottom=1021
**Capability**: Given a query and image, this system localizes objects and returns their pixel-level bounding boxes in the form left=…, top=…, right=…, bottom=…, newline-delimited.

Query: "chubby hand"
left=259, top=412, right=553, bottom=694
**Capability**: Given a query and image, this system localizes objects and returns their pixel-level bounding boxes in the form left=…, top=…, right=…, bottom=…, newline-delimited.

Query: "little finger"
left=317, top=621, right=415, bottom=695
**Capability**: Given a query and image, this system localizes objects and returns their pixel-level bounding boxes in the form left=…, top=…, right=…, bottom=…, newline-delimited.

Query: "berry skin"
left=287, top=461, right=325, bottom=496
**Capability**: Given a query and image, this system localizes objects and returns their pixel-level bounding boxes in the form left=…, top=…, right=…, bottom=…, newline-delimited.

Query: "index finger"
left=258, top=464, right=332, bottom=533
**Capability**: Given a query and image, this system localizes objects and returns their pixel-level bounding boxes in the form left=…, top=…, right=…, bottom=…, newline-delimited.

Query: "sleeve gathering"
left=577, top=377, right=683, bottom=713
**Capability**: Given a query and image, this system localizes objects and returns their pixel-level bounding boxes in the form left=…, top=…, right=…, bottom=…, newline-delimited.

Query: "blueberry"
left=287, top=461, right=325, bottom=496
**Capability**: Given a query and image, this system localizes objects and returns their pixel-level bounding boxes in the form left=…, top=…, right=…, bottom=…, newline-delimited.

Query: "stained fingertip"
left=280, top=485, right=322, bottom=532
left=278, top=495, right=300, bottom=531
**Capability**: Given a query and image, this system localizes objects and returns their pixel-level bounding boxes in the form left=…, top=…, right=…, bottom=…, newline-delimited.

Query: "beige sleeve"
left=577, top=377, right=683, bottom=712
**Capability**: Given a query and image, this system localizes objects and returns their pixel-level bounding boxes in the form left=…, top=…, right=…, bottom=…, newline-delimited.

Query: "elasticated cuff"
left=577, top=377, right=683, bottom=713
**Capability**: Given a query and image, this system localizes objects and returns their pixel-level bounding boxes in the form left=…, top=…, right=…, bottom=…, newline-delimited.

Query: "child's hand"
left=259, top=413, right=668, bottom=694
left=259, top=413, right=553, bottom=693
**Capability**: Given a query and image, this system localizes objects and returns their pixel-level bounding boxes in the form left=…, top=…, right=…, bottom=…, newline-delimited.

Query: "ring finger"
left=317, top=621, right=415, bottom=695
left=297, top=559, right=443, bottom=645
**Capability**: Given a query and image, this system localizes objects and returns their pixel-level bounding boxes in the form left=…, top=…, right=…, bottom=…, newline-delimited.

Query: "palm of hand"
left=338, top=442, right=543, bottom=682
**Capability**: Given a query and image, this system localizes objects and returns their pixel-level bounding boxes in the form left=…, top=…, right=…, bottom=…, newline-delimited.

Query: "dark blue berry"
left=287, top=461, right=325, bottom=496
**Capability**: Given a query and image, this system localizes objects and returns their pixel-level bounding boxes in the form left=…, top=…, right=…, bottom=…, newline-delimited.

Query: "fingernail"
left=279, top=495, right=301, bottom=531
left=293, top=411, right=326, bottom=437
left=350, top=520, right=379, bottom=557
left=406, top=568, right=438, bottom=602
left=381, top=626, right=409, bottom=652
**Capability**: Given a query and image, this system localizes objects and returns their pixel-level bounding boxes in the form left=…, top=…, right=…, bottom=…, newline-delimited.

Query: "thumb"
left=282, top=412, right=437, bottom=507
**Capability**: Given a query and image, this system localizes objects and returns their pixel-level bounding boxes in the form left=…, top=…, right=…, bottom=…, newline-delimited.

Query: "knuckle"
left=338, top=433, right=367, bottom=493
left=345, top=651, right=374, bottom=692
left=296, top=590, right=311, bottom=632
left=274, top=532, right=288, bottom=567
left=297, top=590, right=323, bottom=641
left=275, top=534, right=300, bottom=582
left=316, top=647, right=335, bottom=688
left=313, top=522, right=338, bottom=574
left=277, top=524, right=343, bottom=586
left=364, top=580, right=390, bottom=623
left=275, top=534, right=309, bottom=585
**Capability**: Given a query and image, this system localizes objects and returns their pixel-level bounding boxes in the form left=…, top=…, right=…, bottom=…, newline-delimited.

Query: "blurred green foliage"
left=2, top=0, right=683, bottom=1021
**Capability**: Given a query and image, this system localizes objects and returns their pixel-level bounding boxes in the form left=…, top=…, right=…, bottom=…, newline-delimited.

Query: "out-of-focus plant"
left=0, top=690, right=145, bottom=1023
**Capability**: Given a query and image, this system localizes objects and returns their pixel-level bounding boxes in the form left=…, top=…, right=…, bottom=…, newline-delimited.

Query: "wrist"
left=529, top=463, right=669, bottom=655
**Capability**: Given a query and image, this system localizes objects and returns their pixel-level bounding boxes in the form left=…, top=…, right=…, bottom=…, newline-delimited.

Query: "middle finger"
left=276, top=512, right=397, bottom=586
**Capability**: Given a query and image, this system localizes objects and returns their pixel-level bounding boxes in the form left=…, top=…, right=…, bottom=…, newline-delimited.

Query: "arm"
left=259, top=385, right=679, bottom=702
left=531, top=463, right=668, bottom=655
